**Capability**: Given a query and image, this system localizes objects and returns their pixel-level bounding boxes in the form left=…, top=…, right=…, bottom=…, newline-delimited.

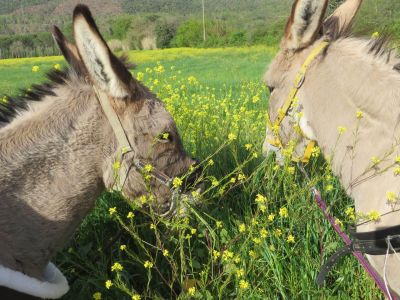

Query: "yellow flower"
left=143, top=260, right=153, bottom=269
left=144, top=164, right=153, bottom=172
left=191, top=228, right=197, bottom=235
left=230, top=177, right=236, bottom=184
left=216, top=221, right=223, bottom=229
left=109, top=207, right=117, bottom=215
left=187, top=75, right=197, bottom=85
left=233, top=256, right=241, bottom=264
left=239, top=279, right=249, bottom=290
left=249, top=250, right=257, bottom=258
left=93, top=292, right=102, bottom=300
left=228, top=133, right=237, bottom=141
left=239, top=223, right=246, bottom=233
left=212, top=250, right=220, bottom=260
left=112, top=161, right=121, bottom=170
left=150, top=224, right=156, bottom=230
left=287, top=234, right=295, bottom=244
left=132, top=295, right=141, bottom=300
left=334, top=219, right=343, bottom=227
left=32, top=65, right=40, bottom=72
left=208, top=159, right=214, bottom=166
left=105, top=280, right=113, bottom=289
left=311, top=146, right=320, bottom=158
left=387, top=191, right=397, bottom=203
left=1, top=96, right=8, bottom=104
left=325, top=184, right=334, bottom=192
left=127, top=211, right=134, bottom=219
left=238, top=173, right=246, bottom=181
left=268, top=214, right=275, bottom=222
left=356, top=110, right=364, bottom=119
left=372, top=31, right=380, bottom=39
left=120, top=244, right=127, bottom=251
left=345, top=207, right=355, bottom=220
left=188, top=287, right=196, bottom=296
left=279, top=207, right=288, bottom=218
left=222, top=250, right=234, bottom=261
left=396, top=156, right=400, bottom=164
left=287, top=167, right=295, bottom=175
left=163, top=249, right=169, bottom=257
left=54, top=63, right=61, bottom=70
left=337, top=126, right=347, bottom=134
left=367, top=210, right=381, bottom=222
left=245, top=144, right=253, bottom=150
left=136, top=72, right=144, bottom=81
left=259, top=204, right=267, bottom=213
left=274, top=229, right=282, bottom=237
left=255, top=194, right=267, bottom=204
left=236, top=268, right=245, bottom=277
left=252, top=95, right=260, bottom=103
left=260, top=229, right=268, bottom=238
left=253, top=237, right=261, bottom=244
left=394, top=167, right=400, bottom=176
left=173, top=177, right=183, bottom=188
left=371, top=156, right=381, bottom=165
left=111, top=262, right=123, bottom=272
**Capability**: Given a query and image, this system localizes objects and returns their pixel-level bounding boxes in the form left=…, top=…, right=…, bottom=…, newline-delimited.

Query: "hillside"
left=0, top=0, right=400, bottom=59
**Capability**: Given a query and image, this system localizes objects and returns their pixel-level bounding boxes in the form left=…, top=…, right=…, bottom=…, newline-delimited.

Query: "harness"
left=268, top=41, right=400, bottom=299
left=265, top=40, right=329, bottom=163
left=93, top=86, right=178, bottom=215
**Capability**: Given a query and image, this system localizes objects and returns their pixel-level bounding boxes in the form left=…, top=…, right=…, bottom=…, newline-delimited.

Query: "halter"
left=266, top=40, right=330, bottom=163
left=93, top=86, right=174, bottom=192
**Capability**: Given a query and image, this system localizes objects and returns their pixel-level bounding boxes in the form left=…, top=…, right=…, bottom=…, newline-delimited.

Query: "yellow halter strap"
left=266, top=40, right=329, bottom=163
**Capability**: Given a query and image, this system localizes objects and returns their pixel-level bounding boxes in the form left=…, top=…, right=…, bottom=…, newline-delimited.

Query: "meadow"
left=0, top=47, right=383, bottom=299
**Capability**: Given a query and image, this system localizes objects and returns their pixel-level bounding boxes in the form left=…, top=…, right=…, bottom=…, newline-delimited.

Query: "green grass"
left=0, top=47, right=382, bottom=299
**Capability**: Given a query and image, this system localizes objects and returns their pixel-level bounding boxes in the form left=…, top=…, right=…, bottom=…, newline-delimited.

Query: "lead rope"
left=297, top=164, right=397, bottom=300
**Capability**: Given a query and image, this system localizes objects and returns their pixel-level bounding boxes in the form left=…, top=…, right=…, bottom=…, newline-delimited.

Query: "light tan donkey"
left=263, top=0, right=400, bottom=297
left=0, top=5, right=200, bottom=299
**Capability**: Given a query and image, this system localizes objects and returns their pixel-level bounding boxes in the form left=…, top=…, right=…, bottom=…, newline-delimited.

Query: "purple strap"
left=312, top=188, right=397, bottom=299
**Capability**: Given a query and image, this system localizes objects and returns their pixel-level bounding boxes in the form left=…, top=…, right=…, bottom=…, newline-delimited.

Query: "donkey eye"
left=267, top=85, right=275, bottom=94
left=156, top=132, right=173, bottom=143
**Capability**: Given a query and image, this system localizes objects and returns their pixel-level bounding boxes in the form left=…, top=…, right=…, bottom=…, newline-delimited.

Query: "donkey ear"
left=323, top=0, right=363, bottom=38
left=73, top=4, right=132, bottom=98
left=51, top=26, right=86, bottom=75
left=282, top=0, right=329, bottom=50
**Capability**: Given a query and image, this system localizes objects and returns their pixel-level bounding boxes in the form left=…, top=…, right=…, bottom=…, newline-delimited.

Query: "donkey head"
left=263, top=0, right=362, bottom=162
left=53, top=5, right=200, bottom=216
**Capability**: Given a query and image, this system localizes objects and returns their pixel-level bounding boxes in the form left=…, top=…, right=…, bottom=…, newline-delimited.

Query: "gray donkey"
left=0, top=5, right=199, bottom=299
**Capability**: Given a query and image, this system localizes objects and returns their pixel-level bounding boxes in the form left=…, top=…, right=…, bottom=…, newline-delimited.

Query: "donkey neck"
left=300, top=38, right=400, bottom=232
left=0, top=82, right=112, bottom=279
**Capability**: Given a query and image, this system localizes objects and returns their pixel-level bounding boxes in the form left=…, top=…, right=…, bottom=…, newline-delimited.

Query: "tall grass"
left=0, top=47, right=382, bottom=299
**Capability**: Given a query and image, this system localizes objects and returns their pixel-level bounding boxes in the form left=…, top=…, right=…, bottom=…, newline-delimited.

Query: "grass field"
left=0, top=47, right=383, bottom=299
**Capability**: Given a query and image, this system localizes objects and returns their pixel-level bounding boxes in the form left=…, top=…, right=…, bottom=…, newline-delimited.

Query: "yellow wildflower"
left=260, top=229, right=268, bottom=238
left=387, top=191, right=397, bottom=203
left=32, top=65, right=40, bottom=72
left=216, top=221, right=223, bottom=229
left=326, top=184, right=334, bottom=192
left=245, top=144, right=253, bottom=150
left=222, top=250, right=234, bottom=261
left=372, top=31, right=380, bottom=39
left=394, top=167, right=400, bottom=176
left=337, top=126, right=347, bottom=134
left=150, top=224, right=156, bottom=230
left=105, top=280, right=113, bottom=289
left=287, top=167, right=295, bottom=175
left=172, top=177, right=183, bottom=188
left=396, top=156, right=400, bottom=164
left=253, top=237, right=262, bottom=244
left=356, top=110, right=364, bottom=119
left=191, top=228, right=197, bottom=235
left=239, top=223, right=246, bottom=233
left=268, top=214, right=275, bottom=222
left=144, top=164, right=153, bottom=172
left=274, top=229, right=282, bottom=237
left=120, top=244, right=127, bottom=251
left=239, top=280, right=249, bottom=290
left=249, top=250, right=257, bottom=258
left=188, top=287, right=196, bottom=296
left=127, top=211, right=134, bottom=219
left=208, top=159, right=214, bottom=166
left=1, top=96, right=8, bottom=104
left=132, top=295, right=141, bottom=300
left=109, top=207, right=117, bottom=215
left=93, top=292, right=102, bottom=300
left=112, top=161, right=121, bottom=170
left=279, top=207, right=288, bottom=218
left=255, top=194, right=267, bottom=204
left=136, top=72, right=144, bottom=81
left=111, top=262, right=123, bottom=272
left=371, top=156, right=381, bottom=165
left=287, top=234, right=295, bottom=244
left=54, top=63, right=61, bottom=70
left=367, top=210, right=381, bottom=222
left=163, top=249, right=169, bottom=257
left=143, top=260, right=153, bottom=269
left=236, top=268, right=245, bottom=277
left=213, top=250, right=221, bottom=260
left=228, top=133, right=237, bottom=141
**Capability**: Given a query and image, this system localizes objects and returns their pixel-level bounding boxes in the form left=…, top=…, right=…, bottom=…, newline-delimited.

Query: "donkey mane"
left=325, top=23, right=400, bottom=71
left=0, top=55, right=138, bottom=128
